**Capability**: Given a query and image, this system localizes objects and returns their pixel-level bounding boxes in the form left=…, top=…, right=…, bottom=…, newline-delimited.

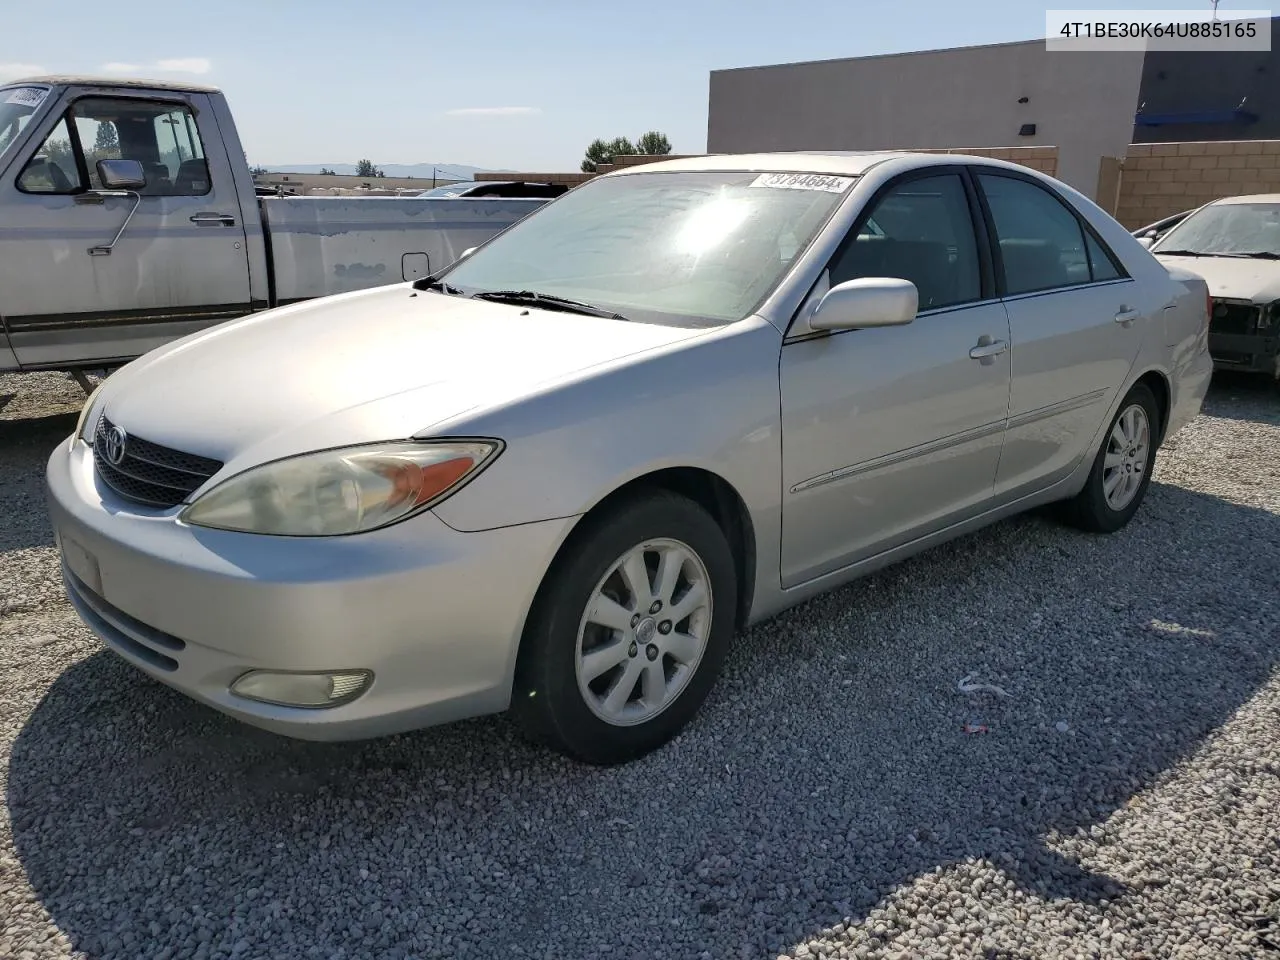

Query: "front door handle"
left=1115, top=306, right=1140, bottom=326
left=190, top=213, right=236, bottom=226
left=969, top=336, right=1009, bottom=363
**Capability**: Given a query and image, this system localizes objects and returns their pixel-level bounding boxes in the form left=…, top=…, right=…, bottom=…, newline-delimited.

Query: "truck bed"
left=260, top=196, right=549, bottom=303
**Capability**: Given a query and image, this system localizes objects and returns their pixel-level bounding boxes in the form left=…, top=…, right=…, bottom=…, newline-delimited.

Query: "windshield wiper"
left=411, top=275, right=461, bottom=294
left=1152, top=249, right=1225, bottom=257
left=470, top=289, right=629, bottom=321
left=1220, top=251, right=1280, bottom=260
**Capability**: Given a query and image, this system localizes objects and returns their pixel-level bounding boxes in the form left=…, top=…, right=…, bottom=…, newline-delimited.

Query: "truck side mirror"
left=97, top=158, right=146, bottom=191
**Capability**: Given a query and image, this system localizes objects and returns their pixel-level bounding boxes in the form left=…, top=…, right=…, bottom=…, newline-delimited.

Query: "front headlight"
left=179, top=439, right=502, bottom=536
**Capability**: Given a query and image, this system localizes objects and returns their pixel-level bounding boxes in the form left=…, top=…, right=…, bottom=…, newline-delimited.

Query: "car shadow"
left=7, top=481, right=1279, bottom=959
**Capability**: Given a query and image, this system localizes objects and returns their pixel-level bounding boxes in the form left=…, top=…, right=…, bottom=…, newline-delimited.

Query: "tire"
left=511, top=491, right=738, bottom=765
left=1059, top=382, right=1161, bottom=533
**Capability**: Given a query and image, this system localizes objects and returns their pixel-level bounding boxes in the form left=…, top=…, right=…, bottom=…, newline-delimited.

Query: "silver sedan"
left=46, top=152, right=1213, bottom=764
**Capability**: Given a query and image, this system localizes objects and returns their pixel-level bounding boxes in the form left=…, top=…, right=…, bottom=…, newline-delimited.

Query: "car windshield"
left=1152, top=202, right=1280, bottom=257
left=437, top=170, right=855, bottom=326
left=0, top=86, right=50, bottom=163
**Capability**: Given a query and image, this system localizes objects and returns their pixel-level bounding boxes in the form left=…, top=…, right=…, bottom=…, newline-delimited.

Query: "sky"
left=0, top=0, right=1259, bottom=173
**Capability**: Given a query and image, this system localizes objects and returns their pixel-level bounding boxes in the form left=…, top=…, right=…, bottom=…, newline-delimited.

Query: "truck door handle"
left=969, top=336, right=1008, bottom=362
left=1115, top=306, right=1140, bottom=326
left=190, top=213, right=236, bottom=226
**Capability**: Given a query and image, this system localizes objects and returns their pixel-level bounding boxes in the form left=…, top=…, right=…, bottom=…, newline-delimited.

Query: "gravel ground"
left=1, top=369, right=1278, bottom=960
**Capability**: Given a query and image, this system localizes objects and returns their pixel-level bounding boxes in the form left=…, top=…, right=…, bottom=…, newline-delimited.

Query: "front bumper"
left=45, top=435, right=576, bottom=741
left=1208, top=332, right=1280, bottom=377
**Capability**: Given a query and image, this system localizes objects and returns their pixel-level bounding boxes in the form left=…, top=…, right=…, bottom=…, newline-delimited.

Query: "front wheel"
left=1059, top=382, right=1160, bottom=533
left=511, top=491, right=738, bottom=765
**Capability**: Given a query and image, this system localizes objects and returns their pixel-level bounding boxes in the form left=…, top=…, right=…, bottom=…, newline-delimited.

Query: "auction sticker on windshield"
left=4, top=87, right=47, bottom=108
left=751, top=173, right=854, bottom=193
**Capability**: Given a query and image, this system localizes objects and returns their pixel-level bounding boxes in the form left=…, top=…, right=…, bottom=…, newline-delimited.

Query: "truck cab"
left=0, top=76, right=549, bottom=377
left=0, top=76, right=266, bottom=372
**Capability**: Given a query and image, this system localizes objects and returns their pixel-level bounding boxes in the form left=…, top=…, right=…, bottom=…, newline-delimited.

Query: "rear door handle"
left=190, top=213, right=236, bottom=226
left=969, top=337, right=1008, bottom=361
left=1115, top=306, right=1140, bottom=325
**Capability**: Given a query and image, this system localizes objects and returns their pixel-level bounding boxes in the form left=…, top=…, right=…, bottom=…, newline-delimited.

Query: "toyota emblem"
left=102, top=425, right=128, bottom=465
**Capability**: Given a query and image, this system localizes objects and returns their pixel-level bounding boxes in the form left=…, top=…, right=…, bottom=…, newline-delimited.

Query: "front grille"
left=1209, top=299, right=1261, bottom=336
left=92, top=415, right=223, bottom=508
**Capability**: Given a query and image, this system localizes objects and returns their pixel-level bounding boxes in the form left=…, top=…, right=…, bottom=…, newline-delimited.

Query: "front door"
left=0, top=92, right=252, bottom=367
left=779, top=171, right=1012, bottom=587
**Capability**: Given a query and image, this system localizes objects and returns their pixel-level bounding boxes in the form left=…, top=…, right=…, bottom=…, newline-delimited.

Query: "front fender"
left=427, top=317, right=784, bottom=535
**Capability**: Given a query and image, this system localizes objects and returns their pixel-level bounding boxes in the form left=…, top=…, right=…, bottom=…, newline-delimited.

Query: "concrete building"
left=708, top=40, right=1144, bottom=200
left=707, top=17, right=1280, bottom=203
left=1135, top=18, right=1280, bottom=143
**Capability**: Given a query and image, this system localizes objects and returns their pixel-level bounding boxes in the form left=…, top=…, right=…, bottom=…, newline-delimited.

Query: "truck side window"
left=71, top=97, right=211, bottom=196
left=17, top=117, right=84, bottom=194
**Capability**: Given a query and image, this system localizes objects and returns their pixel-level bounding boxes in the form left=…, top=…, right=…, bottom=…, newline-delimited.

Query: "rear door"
left=971, top=169, right=1144, bottom=499
left=0, top=91, right=252, bottom=367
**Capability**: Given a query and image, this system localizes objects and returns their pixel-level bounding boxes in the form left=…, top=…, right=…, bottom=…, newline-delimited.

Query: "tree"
left=636, top=130, right=671, bottom=156
left=355, top=158, right=384, bottom=178
left=581, top=132, right=671, bottom=173
left=318, top=167, right=336, bottom=176
left=241, top=151, right=269, bottom=176
left=93, top=122, right=119, bottom=155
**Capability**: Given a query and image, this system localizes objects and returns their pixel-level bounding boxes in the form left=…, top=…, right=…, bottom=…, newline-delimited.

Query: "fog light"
left=230, top=670, right=371, bottom=708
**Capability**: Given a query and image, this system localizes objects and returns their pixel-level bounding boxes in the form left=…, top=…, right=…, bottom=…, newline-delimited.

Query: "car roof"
left=601, top=151, right=1027, bottom=178
left=1, top=74, right=222, bottom=95
left=1208, top=193, right=1280, bottom=205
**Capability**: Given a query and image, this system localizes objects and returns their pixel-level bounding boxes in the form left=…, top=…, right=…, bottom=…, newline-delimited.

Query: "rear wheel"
left=1059, top=382, right=1160, bottom=533
left=512, top=491, right=737, bottom=765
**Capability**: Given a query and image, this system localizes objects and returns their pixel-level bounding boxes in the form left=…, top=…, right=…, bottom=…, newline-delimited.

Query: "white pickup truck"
left=0, top=76, right=550, bottom=379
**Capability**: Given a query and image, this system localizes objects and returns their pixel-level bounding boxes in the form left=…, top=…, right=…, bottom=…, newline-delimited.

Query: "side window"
left=829, top=174, right=981, bottom=312
left=17, top=117, right=85, bottom=194
left=1085, top=231, right=1122, bottom=282
left=978, top=173, right=1097, bottom=295
left=71, top=97, right=210, bottom=196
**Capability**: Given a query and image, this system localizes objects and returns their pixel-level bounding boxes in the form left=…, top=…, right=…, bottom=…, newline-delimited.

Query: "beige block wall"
left=472, top=171, right=596, bottom=187
left=1115, top=140, right=1280, bottom=228
left=477, top=144, right=1280, bottom=229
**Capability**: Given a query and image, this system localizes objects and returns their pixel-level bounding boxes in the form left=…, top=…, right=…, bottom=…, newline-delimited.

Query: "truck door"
left=0, top=91, right=253, bottom=368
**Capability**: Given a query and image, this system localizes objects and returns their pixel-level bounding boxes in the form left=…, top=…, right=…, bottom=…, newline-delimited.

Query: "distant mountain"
left=262, top=162, right=508, bottom=180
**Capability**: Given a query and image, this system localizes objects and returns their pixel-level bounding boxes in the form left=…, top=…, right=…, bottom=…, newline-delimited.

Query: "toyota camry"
left=46, top=152, right=1213, bottom=764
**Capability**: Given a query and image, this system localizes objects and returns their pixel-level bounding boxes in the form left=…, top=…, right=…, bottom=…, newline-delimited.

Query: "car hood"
left=1153, top=254, right=1280, bottom=302
left=96, top=284, right=709, bottom=471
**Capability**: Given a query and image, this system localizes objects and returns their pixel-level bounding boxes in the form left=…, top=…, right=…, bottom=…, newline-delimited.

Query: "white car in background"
left=1147, top=194, right=1280, bottom=382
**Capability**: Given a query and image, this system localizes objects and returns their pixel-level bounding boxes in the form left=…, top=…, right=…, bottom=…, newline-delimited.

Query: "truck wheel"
left=512, top=491, right=737, bottom=765
left=1059, top=382, right=1160, bottom=533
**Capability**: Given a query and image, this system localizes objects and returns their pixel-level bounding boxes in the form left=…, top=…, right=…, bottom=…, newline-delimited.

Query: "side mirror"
left=1135, top=235, right=1154, bottom=249
left=97, top=158, right=146, bottom=191
left=810, top=277, right=918, bottom=331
